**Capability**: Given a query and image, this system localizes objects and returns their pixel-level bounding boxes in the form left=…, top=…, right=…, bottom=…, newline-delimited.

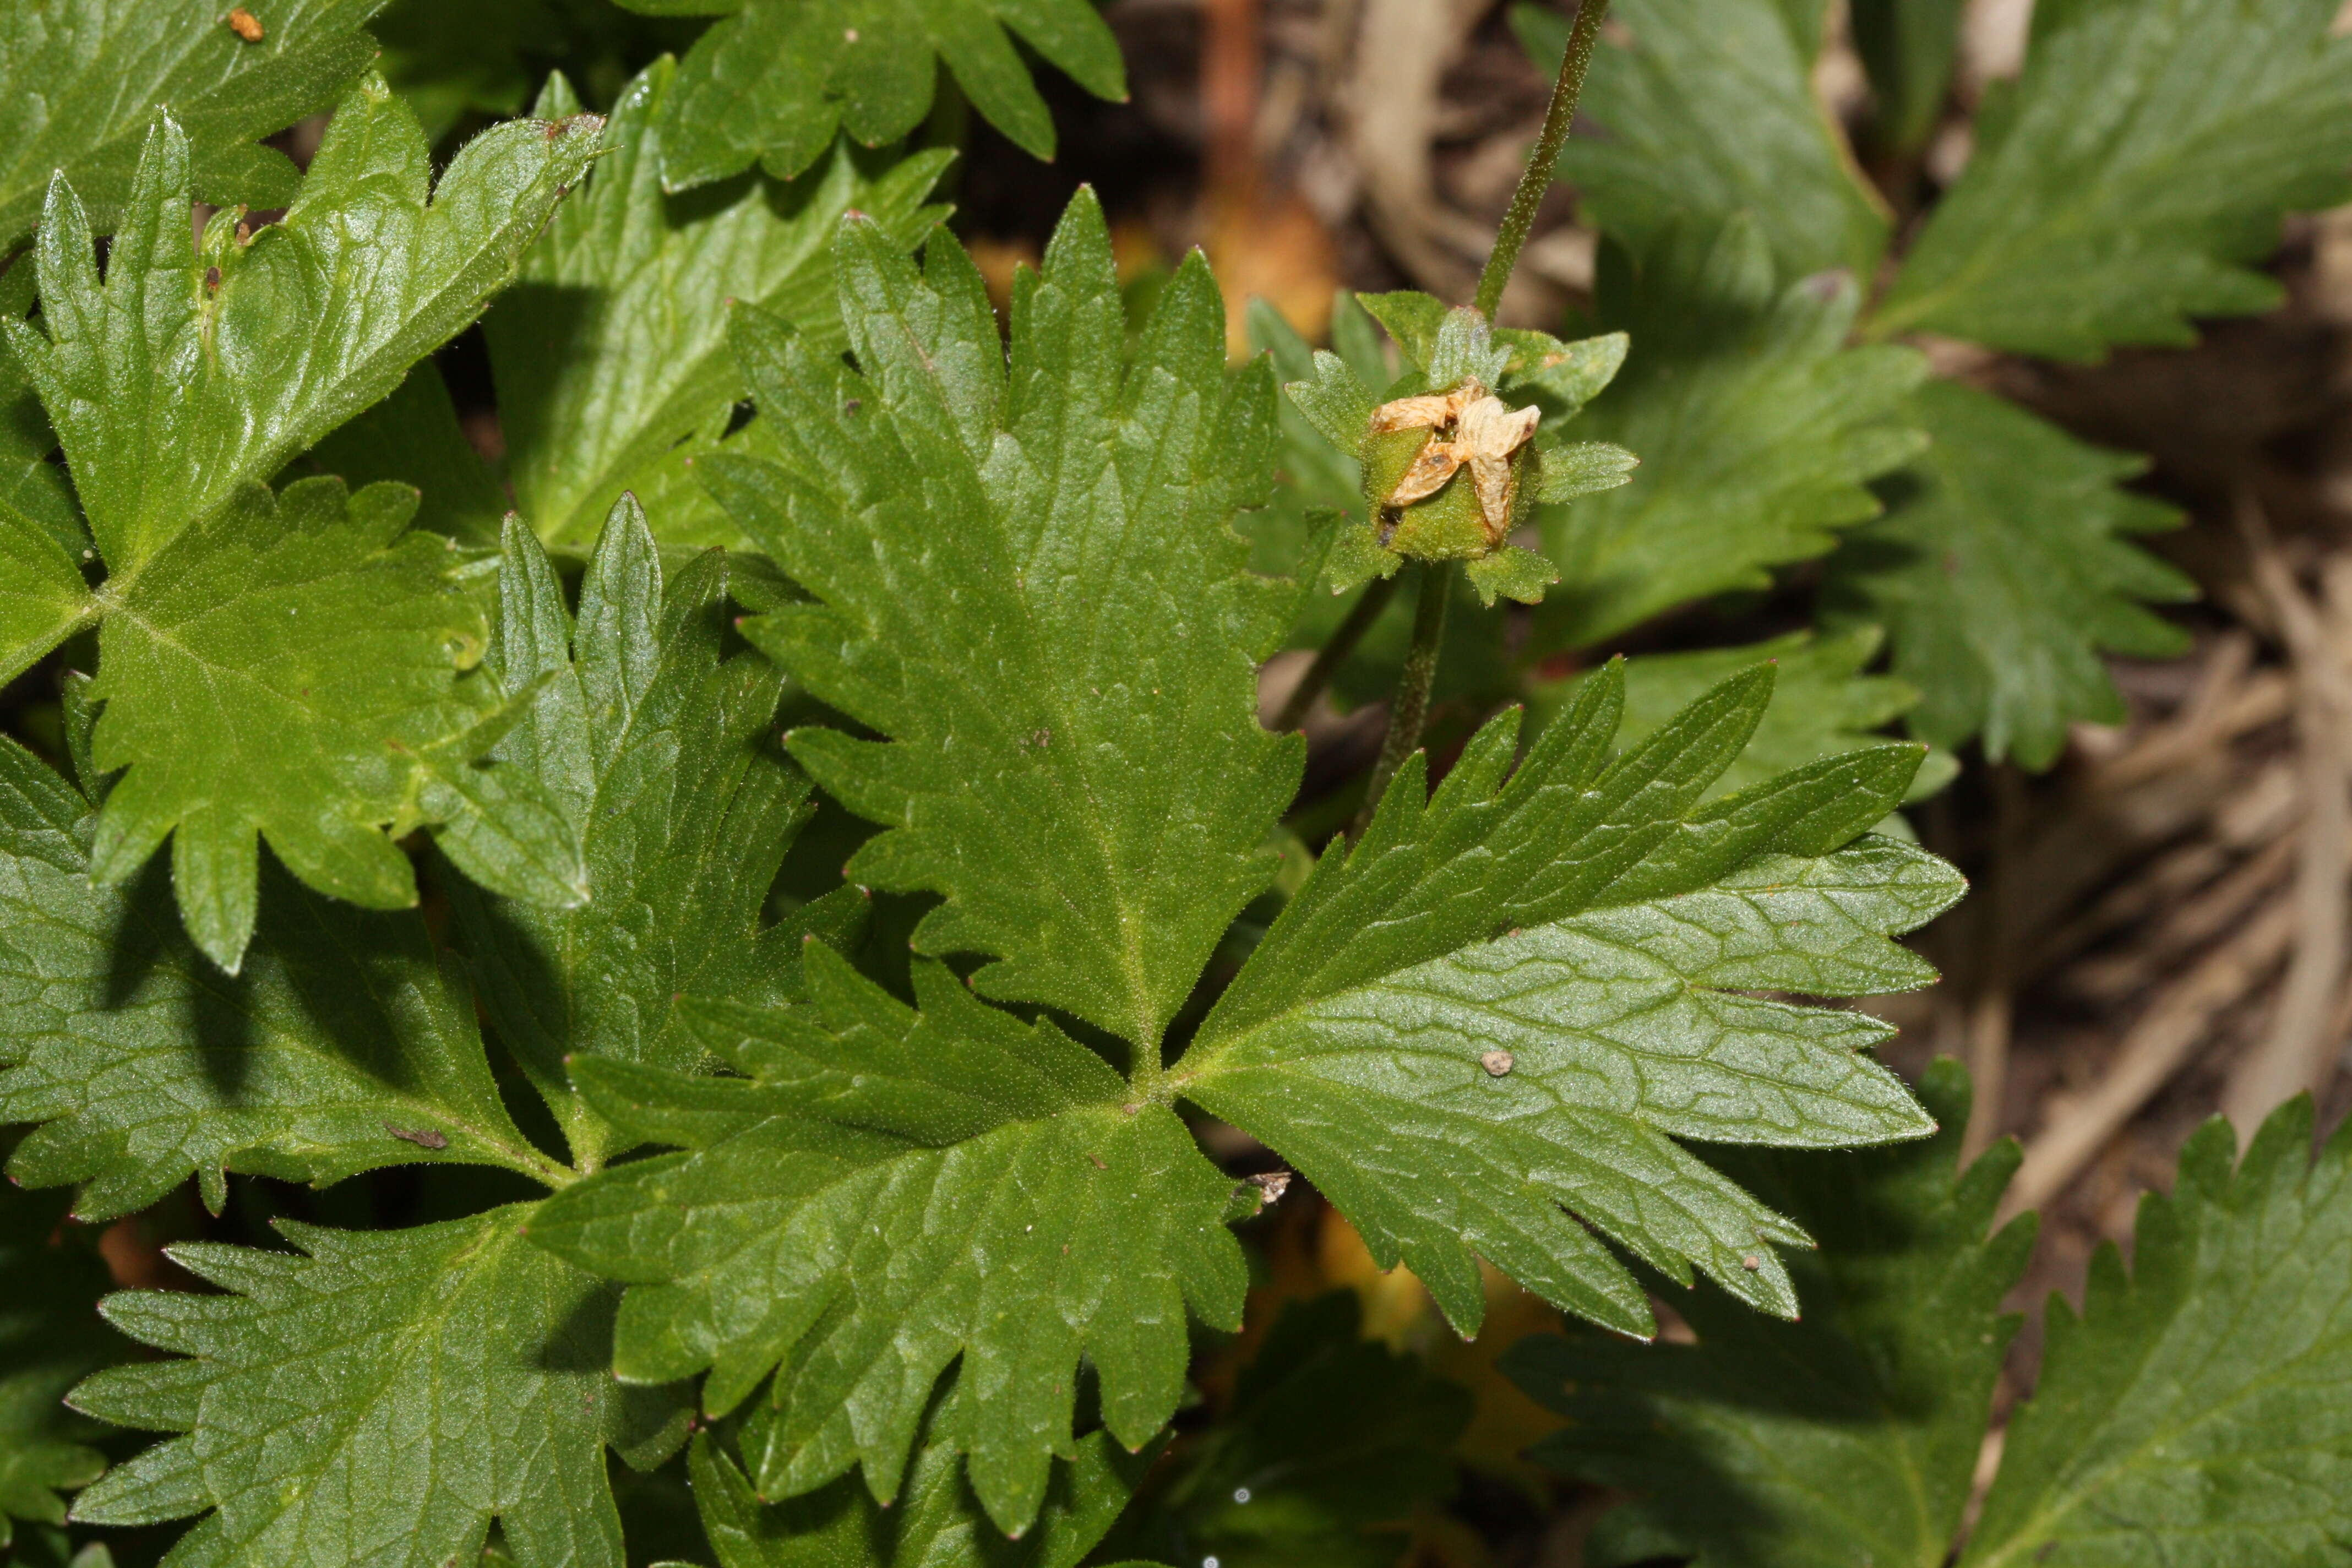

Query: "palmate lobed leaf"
left=1869, top=0, right=2352, bottom=359
left=485, top=59, right=952, bottom=547
left=0, top=732, right=566, bottom=1220
left=2, top=79, right=608, bottom=967
left=532, top=677, right=1959, bottom=1534
left=0, top=0, right=390, bottom=251
left=625, top=0, right=1124, bottom=192
left=521, top=191, right=1966, bottom=1537
left=68, top=1207, right=688, bottom=1568
left=700, top=192, right=1318, bottom=1053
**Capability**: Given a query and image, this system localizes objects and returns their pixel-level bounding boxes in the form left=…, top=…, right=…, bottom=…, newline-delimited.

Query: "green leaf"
left=0, top=1189, right=127, bottom=1546
left=645, top=0, right=1125, bottom=191
left=0, top=0, right=390, bottom=251
left=1823, top=379, right=2195, bottom=770
left=1505, top=1060, right=2034, bottom=1568
left=1532, top=218, right=1928, bottom=654
left=68, top=1206, right=688, bottom=1568
left=526, top=946, right=1248, bottom=1536
left=701, top=192, right=1311, bottom=1052
left=689, top=1380, right=1153, bottom=1567
left=443, top=507, right=825, bottom=1168
left=1961, top=1097, right=2352, bottom=1567
left=1516, top=0, right=1890, bottom=281
left=0, top=518, right=92, bottom=693
left=1531, top=627, right=1958, bottom=805
left=1101, top=1292, right=1471, bottom=1568
left=0, top=329, right=94, bottom=691
left=486, top=61, right=952, bottom=547
left=82, top=476, right=493, bottom=971
left=1174, top=664, right=1956, bottom=1341
left=0, top=734, right=567, bottom=1219
left=1851, top=0, right=1966, bottom=155
left=290, top=360, right=508, bottom=547
left=1870, top=0, right=2352, bottom=358
left=6, top=80, right=602, bottom=577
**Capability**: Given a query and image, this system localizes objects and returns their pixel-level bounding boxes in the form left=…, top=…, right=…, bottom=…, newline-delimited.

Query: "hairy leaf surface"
left=1177, top=664, right=1955, bottom=1338
left=486, top=61, right=951, bottom=546
left=529, top=948, right=1247, bottom=1535
left=0, top=736, right=564, bottom=1220
left=703, top=193, right=1311, bottom=1052
left=0, top=0, right=388, bottom=249
left=83, top=477, right=497, bottom=968
left=1962, top=1098, right=2352, bottom=1567
left=1823, top=380, right=2194, bottom=770
left=1532, top=219, right=1927, bottom=654
left=1508, top=1061, right=2033, bottom=1568
left=444, top=507, right=825, bottom=1166
left=633, top=0, right=1124, bottom=190
left=8, top=81, right=600, bottom=576
left=1, top=85, right=605, bottom=962
left=1871, top=0, right=2352, bottom=358
left=1519, top=0, right=1889, bottom=281
left=69, top=1208, right=686, bottom=1568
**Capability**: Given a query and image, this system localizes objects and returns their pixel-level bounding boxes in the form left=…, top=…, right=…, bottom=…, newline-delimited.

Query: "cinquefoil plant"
left=3, top=2, right=2350, bottom=1565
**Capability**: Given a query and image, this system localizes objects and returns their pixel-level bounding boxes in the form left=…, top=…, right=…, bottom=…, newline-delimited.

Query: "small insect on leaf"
left=1480, top=1049, right=1516, bottom=1077
left=225, top=7, right=264, bottom=42
left=1248, top=1170, right=1293, bottom=1206
left=385, top=1125, right=450, bottom=1150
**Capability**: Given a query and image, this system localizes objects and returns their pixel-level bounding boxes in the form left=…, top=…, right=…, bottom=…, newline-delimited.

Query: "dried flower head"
left=1368, top=379, right=1542, bottom=546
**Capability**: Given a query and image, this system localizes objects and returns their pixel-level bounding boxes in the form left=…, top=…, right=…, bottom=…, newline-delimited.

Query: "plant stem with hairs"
left=1351, top=562, right=1451, bottom=839
left=1475, top=0, right=1614, bottom=320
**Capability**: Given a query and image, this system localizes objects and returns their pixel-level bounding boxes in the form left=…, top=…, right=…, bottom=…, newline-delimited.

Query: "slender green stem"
left=1349, top=562, right=1452, bottom=840
left=1473, top=0, right=1615, bottom=320
left=1271, top=574, right=1401, bottom=733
